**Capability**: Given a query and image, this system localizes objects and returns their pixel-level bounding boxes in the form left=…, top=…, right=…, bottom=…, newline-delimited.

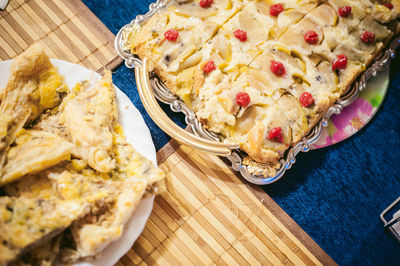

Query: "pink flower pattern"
left=312, top=98, right=374, bottom=149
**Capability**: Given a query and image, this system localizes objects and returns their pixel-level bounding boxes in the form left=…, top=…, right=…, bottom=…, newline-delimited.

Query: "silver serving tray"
left=115, top=0, right=400, bottom=185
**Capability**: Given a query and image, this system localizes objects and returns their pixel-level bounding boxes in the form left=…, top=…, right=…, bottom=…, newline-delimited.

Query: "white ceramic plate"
left=0, top=59, right=156, bottom=266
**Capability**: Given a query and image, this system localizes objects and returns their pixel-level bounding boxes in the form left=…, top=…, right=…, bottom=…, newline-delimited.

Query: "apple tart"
left=130, top=0, right=400, bottom=175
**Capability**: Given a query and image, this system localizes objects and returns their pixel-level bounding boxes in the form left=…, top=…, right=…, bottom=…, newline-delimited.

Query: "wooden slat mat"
left=1, top=1, right=335, bottom=264
left=0, top=0, right=122, bottom=72
left=118, top=141, right=336, bottom=266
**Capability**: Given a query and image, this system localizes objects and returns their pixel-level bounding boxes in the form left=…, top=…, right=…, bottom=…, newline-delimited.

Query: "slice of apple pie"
left=130, top=0, right=400, bottom=175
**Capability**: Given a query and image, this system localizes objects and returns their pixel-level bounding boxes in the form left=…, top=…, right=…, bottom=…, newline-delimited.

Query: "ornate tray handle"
left=135, top=58, right=239, bottom=157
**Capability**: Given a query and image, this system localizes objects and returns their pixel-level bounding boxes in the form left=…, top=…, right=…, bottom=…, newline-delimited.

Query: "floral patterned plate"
left=311, top=68, right=389, bottom=149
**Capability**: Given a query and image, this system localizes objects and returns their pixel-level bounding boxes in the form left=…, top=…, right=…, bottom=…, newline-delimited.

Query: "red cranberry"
left=360, top=31, right=375, bottom=44
left=267, top=127, right=283, bottom=142
left=164, top=29, right=179, bottom=41
left=234, top=29, right=247, bottom=42
left=383, top=3, right=394, bottom=10
left=304, top=31, right=319, bottom=45
left=300, top=92, right=314, bottom=107
left=338, top=6, right=352, bottom=17
left=270, top=3, right=284, bottom=17
left=236, top=92, right=250, bottom=108
left=199, top=0, right=213, bottom=8
left=203, top=60, right=216, bottom=74
left=332, top=54, right=348, bottom=71
left=270, top=60, right=286, bottom=76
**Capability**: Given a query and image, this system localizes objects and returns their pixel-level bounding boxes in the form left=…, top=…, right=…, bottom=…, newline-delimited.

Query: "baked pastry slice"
left=0, top=129, right=73, bottom=186
left=60, top=72, right=117, bottom=173
left=48, top=169, right=147, bottom=262
left=57, top=124, right=164, bottom=262
left=0, top=196, right=91, bottom=265
left=0, top=45, right=68, bottom=172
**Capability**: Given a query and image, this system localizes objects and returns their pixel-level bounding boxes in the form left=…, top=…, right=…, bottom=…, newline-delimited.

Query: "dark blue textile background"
left=82, top=0, right=400, bottom=264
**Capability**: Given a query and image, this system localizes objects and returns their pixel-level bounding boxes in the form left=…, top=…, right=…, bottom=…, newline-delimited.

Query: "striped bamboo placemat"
left=0, top=0, right=121, bottom=73
left=117, top=140, right=336, bottom=266
left=1, top=1, right=336, bottom=264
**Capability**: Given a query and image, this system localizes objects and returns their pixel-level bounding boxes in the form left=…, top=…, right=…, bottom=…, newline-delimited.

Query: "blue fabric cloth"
left=83, top=0, right=400, bottom=264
